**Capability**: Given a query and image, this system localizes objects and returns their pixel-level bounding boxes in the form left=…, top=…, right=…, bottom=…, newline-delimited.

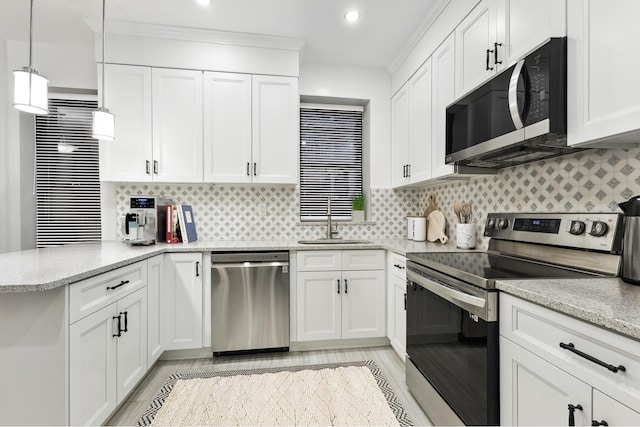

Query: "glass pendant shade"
left=92, top=108, right=115, bottom=140
left=13, top=67, right=48, bottom=115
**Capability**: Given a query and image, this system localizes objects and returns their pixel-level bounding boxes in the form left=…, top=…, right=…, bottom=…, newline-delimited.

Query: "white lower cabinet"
left=147, top=254, right=165, bottom=366
left=296, top=250, right=385, bottom=342
left=163, top=253, right=203, bottom=350
left=69, top=287, right=147, bottom=426
left=500, top=293, right=640, bottom=426
left=386, top=252, right=407, bottom=359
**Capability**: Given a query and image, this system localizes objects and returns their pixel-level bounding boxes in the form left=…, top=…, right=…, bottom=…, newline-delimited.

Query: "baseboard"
left=160, top=347, right=213, bottom=360
left=290, top=337, right=390, bottom=352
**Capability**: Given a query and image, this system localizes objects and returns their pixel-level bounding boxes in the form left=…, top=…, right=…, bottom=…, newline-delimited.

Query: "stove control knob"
left=496, top=218, right=509, bottom=230
left=589, top=221, right=609, bottom=237
left=486, top=218, right=496, bottom=230
left=569, top=220, right=586, bottom=235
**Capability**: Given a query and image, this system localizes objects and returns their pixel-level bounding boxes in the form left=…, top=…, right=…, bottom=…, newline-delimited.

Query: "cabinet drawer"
left=500, top=293, right=640, bottom=409
left=69, top=261, right=147, bottom=324
left=342, top=250, right=384, bottom=271
left=297, top=251, right=341, bottom=271
left=387, top=252, right=407, bottom=279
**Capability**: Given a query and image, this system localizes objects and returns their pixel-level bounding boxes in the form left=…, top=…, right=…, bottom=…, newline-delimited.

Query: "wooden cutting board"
left=424, top=193, right=438, bottom=218
left=427, top=210, right=448, bottom=244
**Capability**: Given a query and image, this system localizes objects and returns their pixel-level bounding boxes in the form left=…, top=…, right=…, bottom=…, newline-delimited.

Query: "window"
left=35, top=98, right=101, bottom=247
left=299, top=105, right=363, bottom=221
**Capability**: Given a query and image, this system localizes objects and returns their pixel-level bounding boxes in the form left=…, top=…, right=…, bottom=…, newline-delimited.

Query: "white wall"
left=0, top=40, right=95, bottom=253
left=299, top=63, right=392, bottom=188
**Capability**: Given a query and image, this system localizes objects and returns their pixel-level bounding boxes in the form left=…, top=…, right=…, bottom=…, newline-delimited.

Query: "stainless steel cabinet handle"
left=494, top=42, right=502, bottom=65
left=153, top=160, right=159, bottom=174
left=337, top=279, right=340, bottom=294
left=145, top=160, right=150, bottom=174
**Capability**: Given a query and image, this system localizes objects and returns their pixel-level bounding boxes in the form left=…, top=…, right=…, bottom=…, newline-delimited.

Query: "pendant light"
left=13, top=0, right=48, bottom=115
left=92, top=0, right=115, bottom=140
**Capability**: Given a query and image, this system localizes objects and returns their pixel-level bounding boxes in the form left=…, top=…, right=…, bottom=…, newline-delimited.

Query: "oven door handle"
left=407, top=270, right=486, bottom=309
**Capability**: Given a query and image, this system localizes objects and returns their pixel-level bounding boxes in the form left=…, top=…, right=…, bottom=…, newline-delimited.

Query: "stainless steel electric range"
left=405, top=212, right=623, bottom=426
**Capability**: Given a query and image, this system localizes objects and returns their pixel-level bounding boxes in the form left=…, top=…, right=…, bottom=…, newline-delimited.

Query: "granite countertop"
left=497, top=278, right=640, bottom=341
left=0, top=238, right=461, bottom=292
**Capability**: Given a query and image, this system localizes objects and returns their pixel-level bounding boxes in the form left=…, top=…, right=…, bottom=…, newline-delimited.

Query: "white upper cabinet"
left=504, top=0, right=566, bottom=66
left=203, top=72, right=253, bottom=183
left=431, top=33, right=457, bottom=179
left=152, top=68, right=204, bottom=182
left=456, top=0, right=566, bottom=98
left=455, top=0, right=502, bottom=97
left=567, top=0, right=640, bottom=146
left=251, top=75, right=299, bottom=184
left=99, top=64, right=153, bottom=182
left=391, top=59, right=433, bottom=188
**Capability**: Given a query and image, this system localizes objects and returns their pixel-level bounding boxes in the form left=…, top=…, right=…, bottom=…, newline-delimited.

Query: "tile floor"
left=106, top=346, right=432, bottom=426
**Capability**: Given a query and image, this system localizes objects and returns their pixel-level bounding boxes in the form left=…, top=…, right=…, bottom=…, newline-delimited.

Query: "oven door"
left=406, top=263, right=499, bottom=426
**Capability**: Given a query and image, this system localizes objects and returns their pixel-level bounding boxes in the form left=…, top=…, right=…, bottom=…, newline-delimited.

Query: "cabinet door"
left=500, top=337, right=592, bottom=426
left=504, top=0, right=566, bottom=66
left=592, top=389, right=640, bottom=427
left=116, top=287, right=147, bottom=403
left=391, top=83, right=410, bottom=188
left=296, top=271, right=342, bottom=341
left=568, top=0, right=640, bottom=146
left=69, top=304, right=118, bottom=426
left=203, top=72, right=252, bottom=183
left=341, top=270, right=386, bottom=339
left=164, top=253, right=203, bottom=350
left=431, top=33, right=457, bottom=178
left=99, top=64, right=152, bottom=182
left=391, top=275, right=407, bottom=359
left=251, top=75, right=298, bottom=184
left=455, top=0, right=500, bottom=97
left=152, top=68, right=203, bottom=182
left=147, top=255, right=164, bottom=366
left=408, top=58, right=433, bottom=184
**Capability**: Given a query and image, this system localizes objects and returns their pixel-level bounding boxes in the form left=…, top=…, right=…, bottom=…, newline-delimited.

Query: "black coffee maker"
left=618, top=195, right=640, bottom=285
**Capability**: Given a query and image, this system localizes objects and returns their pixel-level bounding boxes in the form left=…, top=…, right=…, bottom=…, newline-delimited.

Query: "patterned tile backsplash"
left=115, top=145, right=640, bottom=247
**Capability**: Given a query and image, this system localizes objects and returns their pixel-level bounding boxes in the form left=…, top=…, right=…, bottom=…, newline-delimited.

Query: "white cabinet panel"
left=341, top=270, right=385, bottom=339
left=147, top=255, right=164, bottom=366
left=500, top=337, right=592, bottom=426
left=296, top=271, right=342, bottom=341
left=568, top=0, right=640, bottom=146
left=391, top=275, right=407, bottom=359
left=164, top=253, right=203, bottom=350
left=252, top=75, right=299, bottom=184
left=69, top=304, right=118, bottom=426
left=341, top=250, right=384, bottom=271
left=99, top=64, right=153, bottom=182
left=152, top=68, right=203, bottom=182
left=391, top=84, right=410, bottom=187
left=203, top=72, right=252, bottom=183
left=116, top=288, right=147, bottom=402
left=593, top=389, right=640, bottom=427
left=408, top=59, right=433, bottom=183
left=297, top=251, right=342, bottom=271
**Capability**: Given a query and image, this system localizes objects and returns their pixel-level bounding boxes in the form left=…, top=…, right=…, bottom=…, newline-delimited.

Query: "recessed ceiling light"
left=344, top=10, right=361, bottom=23
left=195, top=0, right=211, bottom=6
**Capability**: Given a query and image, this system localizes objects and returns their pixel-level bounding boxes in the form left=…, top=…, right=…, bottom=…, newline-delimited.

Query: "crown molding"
left=387, top=0, right=451, bottom=75
left=83, top=19, right=306, bottom=52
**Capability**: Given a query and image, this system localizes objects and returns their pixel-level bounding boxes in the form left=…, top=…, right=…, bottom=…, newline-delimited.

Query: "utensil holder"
left=456, top=223, right=476, bottom=249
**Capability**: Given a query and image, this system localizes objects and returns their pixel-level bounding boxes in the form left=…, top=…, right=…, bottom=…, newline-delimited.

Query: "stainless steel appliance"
left=211, top=251, right=290, bottom=355
left=406, top=212, right=623, bottom=426
left=123, top=196, right=173, bottom=245
left=619, top=195, right=640, bottom=284
left=445, top=38, right=584, bottom=169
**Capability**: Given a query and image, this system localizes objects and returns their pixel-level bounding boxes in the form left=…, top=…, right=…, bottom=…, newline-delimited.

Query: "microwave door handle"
left=508, top=59, right=526, bottom=129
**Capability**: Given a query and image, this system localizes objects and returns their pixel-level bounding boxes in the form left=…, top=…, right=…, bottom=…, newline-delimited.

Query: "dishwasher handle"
left=211, top=261, right=289, bottom=269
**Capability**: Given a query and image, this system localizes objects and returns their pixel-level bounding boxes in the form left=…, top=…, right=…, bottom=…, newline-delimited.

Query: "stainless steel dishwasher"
left=210, top=251, right=289, bottom=356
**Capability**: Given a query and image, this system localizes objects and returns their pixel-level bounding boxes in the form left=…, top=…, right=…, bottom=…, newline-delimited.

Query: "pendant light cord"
left=29, top=0, right=34, bottom=69
left=101, top=0, right=106, bottom=109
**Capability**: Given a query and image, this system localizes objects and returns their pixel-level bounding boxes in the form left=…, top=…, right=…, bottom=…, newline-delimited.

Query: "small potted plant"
left=351, top=194, right=366, bottom=222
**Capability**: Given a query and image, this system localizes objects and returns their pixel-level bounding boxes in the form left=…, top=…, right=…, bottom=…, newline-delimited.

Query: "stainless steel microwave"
left=445, top=37, right=583, bottom=169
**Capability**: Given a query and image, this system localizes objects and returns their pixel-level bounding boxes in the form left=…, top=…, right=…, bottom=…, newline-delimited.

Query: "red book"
left=166, top=205, right=173, bottom=243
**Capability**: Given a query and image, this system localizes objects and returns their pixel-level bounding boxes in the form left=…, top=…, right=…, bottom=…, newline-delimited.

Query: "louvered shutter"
left=35, top=98, right=101, bottom=247
left=300, top=106, right=363, bottom=221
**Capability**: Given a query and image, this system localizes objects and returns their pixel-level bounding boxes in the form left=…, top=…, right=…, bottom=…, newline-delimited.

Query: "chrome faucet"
left=326, top=197, right=339, bottom=239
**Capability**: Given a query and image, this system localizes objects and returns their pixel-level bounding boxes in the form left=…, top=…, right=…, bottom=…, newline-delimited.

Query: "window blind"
left=300, top=107, right=363, bottom=221
left=35, top=98, right=101, bottom=247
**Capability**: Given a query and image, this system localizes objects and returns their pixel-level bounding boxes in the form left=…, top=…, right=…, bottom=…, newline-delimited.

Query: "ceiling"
left=0, top=0, right=441, bottom=70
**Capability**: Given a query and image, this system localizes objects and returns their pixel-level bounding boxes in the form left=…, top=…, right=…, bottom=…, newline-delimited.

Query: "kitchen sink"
left=297, top=239, right=371, bottom=245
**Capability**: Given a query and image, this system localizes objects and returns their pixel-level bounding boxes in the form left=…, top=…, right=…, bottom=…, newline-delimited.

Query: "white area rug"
left=138, top=360, right=413, bottom=426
